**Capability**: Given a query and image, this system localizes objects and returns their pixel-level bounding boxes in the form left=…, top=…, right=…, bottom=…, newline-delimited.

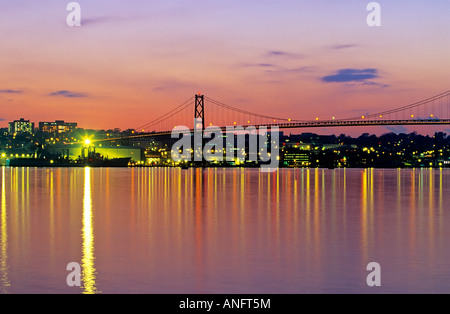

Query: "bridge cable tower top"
left=195, top=94, right=205, bottom=131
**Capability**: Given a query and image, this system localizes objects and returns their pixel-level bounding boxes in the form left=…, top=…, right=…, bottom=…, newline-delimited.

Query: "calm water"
left=0, top=166, right=449, bottom=294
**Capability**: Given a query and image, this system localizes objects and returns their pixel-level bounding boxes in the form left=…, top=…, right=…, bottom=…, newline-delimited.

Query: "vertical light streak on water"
left=305, top=169, right=311, bottom=248
left=26, top=168, right=30, bottom=219
left=331, top=170, right=336, bottom=222
left=147, top=169, right=154, bottom=247
left=266, top=171, right=271, bottom=232
left=10, top=169, right=17, bottom=239
left=194, top=168, right=204, bottom=292
left=419, top=169, right=424, bottom=206
left=314, top=169, right=320, bottom=261
left=21, top=168, right=24, bottom=219
left=285, top=170, right=292, bottom=249
left=439, top=168, right=443, bottom=239
left=213, top=169, right=218, bottom=237
left=369, top=168, right=374, bottom=256
left=293, top=170, right=299, bottom=253
left=131, top=168, right=136, bottom=228
left=428, top=168, right=435, bottom=258
left=49, top=170, right=55, bottom=261
left=370, top=168, right=374, bottom=220
left=177, top=168, right=182, bottom=213
left=1, top=167, right=10, bottom=293
left=361, top=169, right=368, bottom=263
left=104, top=169, right=111, bottom=227
left=409, top=169, right=417, bottom=261
left=81, top=167, right=97, bottom=294
left=342, top=168, right=347, bottom=230
left=176, top=168, right=182, bottom=254
left=275, top=170, right=280, bottom=251
left=397, top=168, right=402, bottom=232
left=239, top=169, right=245, bottom=255
left=321, top=170, right=326, bottom=220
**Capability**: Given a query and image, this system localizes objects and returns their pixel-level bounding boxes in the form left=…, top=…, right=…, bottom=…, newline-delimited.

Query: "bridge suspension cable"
left=340, top=90, right=450, bottom=121
left=204, top=96, right=302, bottom=123
left=135, top=96, right=194, bottom=132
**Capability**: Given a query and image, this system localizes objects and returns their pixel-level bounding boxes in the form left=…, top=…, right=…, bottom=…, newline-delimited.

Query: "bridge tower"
left=194, top=94, right=205, bottom=166
left=195, top=94, right=205, bottom=131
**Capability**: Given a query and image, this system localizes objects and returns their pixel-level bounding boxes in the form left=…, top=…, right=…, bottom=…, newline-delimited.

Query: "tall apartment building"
left=8, top=118, right=34, bottom=135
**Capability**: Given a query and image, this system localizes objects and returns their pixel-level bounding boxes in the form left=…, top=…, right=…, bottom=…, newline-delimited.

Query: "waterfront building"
left=39, top=120, right=77, bottom=134
left=8, top=118, right=34, bottom=135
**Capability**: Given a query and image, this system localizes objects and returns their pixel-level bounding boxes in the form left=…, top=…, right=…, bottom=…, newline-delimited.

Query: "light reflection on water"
left=1, top=167, right=11, bottom=293
left=0, top=167, right=449, bottom=294
left=81, top=167, right=97, bottom=294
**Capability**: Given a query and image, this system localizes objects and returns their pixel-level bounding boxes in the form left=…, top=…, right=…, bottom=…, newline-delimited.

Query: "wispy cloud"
left=238, top=50, right=308, bottom=75
left=82, top=16, right=117, bottom=26
left=240, top=60, right=314, bottom=74
left=266, top=50, right=303, bottom=59
left=266, top=66, right=314, bottom=74
left=347, top=81, right=390, bottom=88
left=81, top=15, right=145, bottom=26
left=0, top=89, right=23, bottom=94
left=82, top=16, right=122, bottom=26
left=268, top=51, right=290, bottom=57
left=242, top=63, right=276, bottom=68
left=330, top=44, right=359, bottom=50
left=321, top=69, right=390, bottom=88
left=322, top=68, right=379, bottom=83
left=49, top=90, right=88, bottom=98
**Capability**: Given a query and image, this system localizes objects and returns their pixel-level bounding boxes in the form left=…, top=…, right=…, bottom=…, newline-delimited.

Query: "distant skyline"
left=1, top=1, right=449, bottom=135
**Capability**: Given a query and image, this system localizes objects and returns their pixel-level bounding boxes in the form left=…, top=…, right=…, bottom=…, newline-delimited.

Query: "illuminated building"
left=8, top=118, right=34, bottom=135
left=39, top=120, right=77, bottom=134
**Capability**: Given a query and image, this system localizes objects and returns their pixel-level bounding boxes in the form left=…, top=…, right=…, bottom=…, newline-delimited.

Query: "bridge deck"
left=102, top=118, right=450, bottom=141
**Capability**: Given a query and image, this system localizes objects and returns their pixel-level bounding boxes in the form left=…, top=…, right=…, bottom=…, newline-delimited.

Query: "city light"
left=84, top=139, right=91, bottom=145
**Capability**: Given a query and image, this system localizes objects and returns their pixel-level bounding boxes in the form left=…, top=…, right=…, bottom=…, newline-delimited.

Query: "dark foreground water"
left=1, top=167, right=449, bottom=294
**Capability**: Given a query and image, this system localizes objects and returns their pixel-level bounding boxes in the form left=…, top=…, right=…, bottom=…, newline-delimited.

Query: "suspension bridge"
left=93, top=90, right=450, bottom=142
